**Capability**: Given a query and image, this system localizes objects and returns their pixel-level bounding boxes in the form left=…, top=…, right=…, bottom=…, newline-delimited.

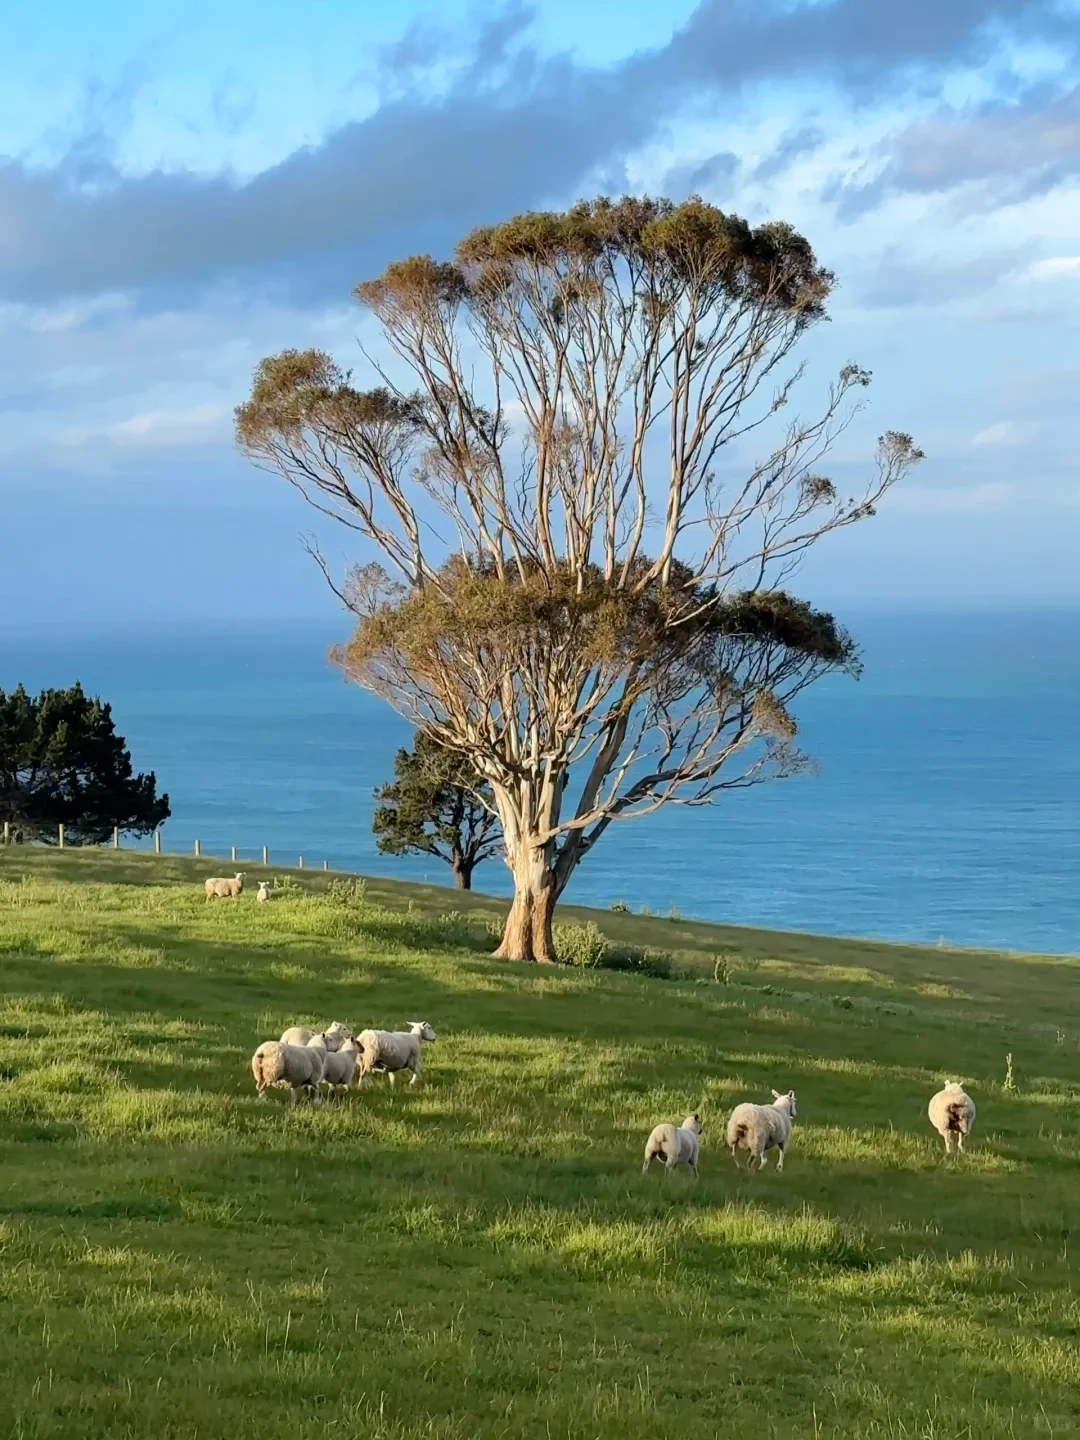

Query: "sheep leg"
left=757, top=1151, right=769, bottom=1171
left=943, top=1131, right=953, bottom=1155
left=956, top=1132, right=966, bottom=1154
left=408, top=1066, right=419, bottom=1086
left=387, top=1071, right=397, bottom=1089
left=288, top=1086, right=298, bottom=1108
left=776, top=1147, right=785, bottom=1172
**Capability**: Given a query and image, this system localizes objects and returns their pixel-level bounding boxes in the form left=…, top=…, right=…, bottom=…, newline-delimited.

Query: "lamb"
left=355, top=1021, right=436, bottom=1087
left=928, top=1082, right=976, bottom=1154
left=250, top=1034, right=327, bottom=1105
left=279, top=1021, right=351, bottom=1051
left=726, top=1089, right=798, bottom=1172
left=321, top=1037, right=362, bottom=1097
left=205, top=872, right=245, bottom=901
left=642, top=1114, right=703, bottom=1177
left=256, top=882, right=270, bottom=903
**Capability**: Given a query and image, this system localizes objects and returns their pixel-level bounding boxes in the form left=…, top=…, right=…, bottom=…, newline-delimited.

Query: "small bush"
left=604, top=945, right=675, bottom=980
left=712, top=954, right=735, bottom=985
left=553, top=921, right=609, bottom=968
left=833, top=995, right=854, bottom=1010
left=609, top=900, right=630, bottom=914
left=327, top=877, right=368, bottom=906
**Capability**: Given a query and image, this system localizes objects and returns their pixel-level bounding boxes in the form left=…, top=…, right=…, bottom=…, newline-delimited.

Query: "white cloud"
left=890, top=481, right=1016, bottom=512
left=1025, top=256, right=1080, bottom=280
left=58, top=403, right=231, bottom=451
left=971, top=421, right=1035, bottom=447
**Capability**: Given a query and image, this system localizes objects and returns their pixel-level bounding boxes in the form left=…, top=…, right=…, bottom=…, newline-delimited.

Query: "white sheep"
left=250, top=1035, right=326, bottom=1105
left=279, top=1021, right=350, bottom=1051
left=641, top=1114, right=703, bottom=1177
left=928, top=1082, right=976, bottom=1154
left=356, top=1021, right=436, bottom=1087
left=256, top=882, right=270, bottom=904
left=205, top=872, right=245, bottom=902
left=726, top=1089, right=798, bottom=1172
left=321, top=1037, right=362, bottom=1098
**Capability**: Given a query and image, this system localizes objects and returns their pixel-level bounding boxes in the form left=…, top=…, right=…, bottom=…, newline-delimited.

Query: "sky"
left=1, top=0, right=1078, bottom=624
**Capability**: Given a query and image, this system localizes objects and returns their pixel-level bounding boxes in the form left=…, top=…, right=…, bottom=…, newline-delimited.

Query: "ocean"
left=2, top=608, right=1077, bottom=956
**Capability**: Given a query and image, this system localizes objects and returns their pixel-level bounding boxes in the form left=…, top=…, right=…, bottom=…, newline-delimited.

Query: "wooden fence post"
left=323, top=860, right=328, bottom=871
left=194, top=839, right=201, bottom=858
left=113, top=827, right=120, bottom=849
left=58, top=824, right=65, bottom=849
left=154, top=829, right=161, bottom=855
left=262, top=846, right=268, bottom=867
left=230, top=846, right=236, bottom=862
left=298, top=855, right=304, bottom=869
left=2, top=821, right=9, bottom=846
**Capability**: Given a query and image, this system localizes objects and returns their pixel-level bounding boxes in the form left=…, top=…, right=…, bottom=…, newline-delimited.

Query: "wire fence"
left=0, top=821, right=332, bottom=872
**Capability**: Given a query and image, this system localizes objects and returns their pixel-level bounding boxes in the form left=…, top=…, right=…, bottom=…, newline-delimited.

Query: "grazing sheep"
left=250, top=1036, right=326, bottom=1105
left=279, top=1021, right=350, bottom=1051
left=356, top=1022, right=436, bottom=1087
left=256, top=882, right=270, bottom=903
left=726, top=1090, right=798, bottom=1172
left=321, top=1037, right=362, bottom=1097
left=642, top=1114, right=703, bottom=1177
left=205, top=873, right=245, bottom=902
left=928, top=1082, right=976, bottom=1154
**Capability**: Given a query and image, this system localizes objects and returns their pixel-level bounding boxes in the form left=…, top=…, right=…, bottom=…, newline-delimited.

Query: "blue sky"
left=1, top=0, right=1078, bottom=623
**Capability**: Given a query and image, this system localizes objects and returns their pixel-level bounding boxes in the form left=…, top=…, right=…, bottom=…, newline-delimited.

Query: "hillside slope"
left=1, top=850, right=1078, bottom=1439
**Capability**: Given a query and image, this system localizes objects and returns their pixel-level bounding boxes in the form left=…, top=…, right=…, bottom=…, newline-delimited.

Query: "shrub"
left=604, top=945, right=675, bottom=980
left=327, top=876, right=368, bottom=906
left=553, top=921, right=609, bottom=968
left=609, top=900, right=630, bottom=914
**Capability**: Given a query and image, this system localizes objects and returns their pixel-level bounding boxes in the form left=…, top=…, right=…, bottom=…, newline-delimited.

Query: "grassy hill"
left=0, top=849, right=1078, bottom=1438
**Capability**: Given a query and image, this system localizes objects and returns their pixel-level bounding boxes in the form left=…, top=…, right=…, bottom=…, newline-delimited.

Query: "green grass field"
left=1, top=848, right=1079, bottom=1439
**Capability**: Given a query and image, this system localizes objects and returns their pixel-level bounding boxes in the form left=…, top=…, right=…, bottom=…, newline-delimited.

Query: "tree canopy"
left=373, top=731, right=502, bottom=890
left=237, top=194, right=922, bottom=961
left=0, top=683, right=170, bottom=844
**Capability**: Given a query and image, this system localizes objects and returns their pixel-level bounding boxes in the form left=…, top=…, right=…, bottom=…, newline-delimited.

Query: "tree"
left=0, top=683, right=170, bottom=844
left=373, top=730, right=502, bottom=890
left=237, top=195, right=922, bottom=962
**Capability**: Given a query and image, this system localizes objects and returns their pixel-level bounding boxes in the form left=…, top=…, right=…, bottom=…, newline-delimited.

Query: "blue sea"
left=2, top=609, right=1077, bottom=956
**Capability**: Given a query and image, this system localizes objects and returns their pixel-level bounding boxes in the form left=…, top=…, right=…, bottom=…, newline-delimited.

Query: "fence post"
left=298, top=855, right=304, bottom=869
left=194, top=839, right=201, bottom=858
left=113, top=827, right=120, bottom=849
left=323, top=860, right=328, bottom=871
left=231, top=846, right=236, bottom=862
left=262, top=846, right=268, bottom=867
left=58, top=824, right=65, bottom=849
left=154, top=829, right=161, bottom=855
left=2, top=820, right=9, bottom=846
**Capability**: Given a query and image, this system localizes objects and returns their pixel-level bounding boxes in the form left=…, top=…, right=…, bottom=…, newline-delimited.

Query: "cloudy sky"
left=2, top=0, right=1078, bottom=623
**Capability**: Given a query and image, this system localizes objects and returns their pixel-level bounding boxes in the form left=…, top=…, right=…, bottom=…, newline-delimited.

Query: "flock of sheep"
left=216, top=872, right=980, bottom=1169
left=250, top=1015, right=977, bottom=1175
left=251, top=1019, right=437, bottom=1104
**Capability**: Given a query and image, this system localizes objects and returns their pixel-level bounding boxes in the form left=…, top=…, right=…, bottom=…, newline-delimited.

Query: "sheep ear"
left=788, top=1090, right=795, bottom=1100
left=771, top=1089, right=782, bottom=1099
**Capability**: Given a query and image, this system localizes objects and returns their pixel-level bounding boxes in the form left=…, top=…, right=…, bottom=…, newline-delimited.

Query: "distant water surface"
left=1, top=608, right=1077, bottom=955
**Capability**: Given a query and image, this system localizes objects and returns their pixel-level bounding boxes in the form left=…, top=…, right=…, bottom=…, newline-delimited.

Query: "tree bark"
left=451, top=859, right=473, bottom=890
left=493, top=849, right=560, bottom=962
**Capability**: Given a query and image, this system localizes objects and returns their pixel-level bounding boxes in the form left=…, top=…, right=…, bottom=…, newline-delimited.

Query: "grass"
left=1, top=849, right=1079, bottom=1439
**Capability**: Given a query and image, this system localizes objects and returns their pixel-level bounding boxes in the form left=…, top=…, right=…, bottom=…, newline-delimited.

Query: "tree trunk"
left=452, top=859, right=473, bottom=890
left=493, top=850, right=560, bottom=963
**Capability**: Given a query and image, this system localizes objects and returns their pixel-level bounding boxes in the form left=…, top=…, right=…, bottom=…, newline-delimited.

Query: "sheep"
left=928, top=1082, right=976, bottom=1154
left=642, top=1114, right=703, bottom=1178
left=321, top=1037, right=362, bottom=1098
left=250, top=1035, right=326, bottom=1105
left=256, top=882, right=270, bottom=904
left=355, top=1021, right=436, bottom=1087
left=726, top=1089, right=798, bottom=1172
left=279, top=1021, right=350, bottom=1051
left=205, top=872, right=245, bottom=902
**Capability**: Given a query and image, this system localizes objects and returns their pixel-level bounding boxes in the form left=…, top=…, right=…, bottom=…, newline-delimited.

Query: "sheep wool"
left=205, top=873, right=245, bottom=901
left=928, top=1082, right=976, bottom=1154
left=726, top=1090, right=798, bottom=1172
left=321, top=1037, right=362, bottom=1096
left=279, top=1021, right=351, bottom=1051
left=250, top=1038, right=327, bottom=1105
left=642, top=1114, right=703, bottom=1177
left=356, top=1022, right=436, bottom=1087
left=256, top=882, right=270, bottom=903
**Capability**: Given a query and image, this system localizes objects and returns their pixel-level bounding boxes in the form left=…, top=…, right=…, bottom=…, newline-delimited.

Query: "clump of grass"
left=326, top=876, right=368, bottom=906
left=609, top=899, right=630, bottom=914
left=553, top=921, right=609, bottom=968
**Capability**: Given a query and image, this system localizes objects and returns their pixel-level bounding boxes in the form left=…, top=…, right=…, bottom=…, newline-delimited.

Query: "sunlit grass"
left=1, top=849, right=1079, bottom=1437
